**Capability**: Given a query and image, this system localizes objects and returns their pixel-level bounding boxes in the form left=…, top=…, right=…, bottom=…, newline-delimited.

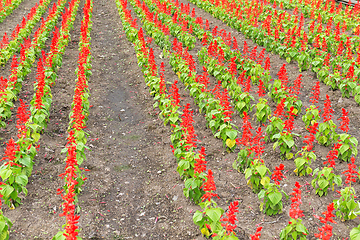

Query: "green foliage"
left=245, top=159, right=270, bottom=193
left=333, top=187, right=360, bottom=221
left=311, top=167, right=342, bottom=197
left=258, top=183, right=288, bottom=216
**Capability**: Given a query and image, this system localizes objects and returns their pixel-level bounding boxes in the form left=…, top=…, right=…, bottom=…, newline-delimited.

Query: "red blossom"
left=201, top=169, right=219, bottom=202
left=221, top=201, right=239, bottom=235
left=194, top=147, right=207, bottom=175
left=324, top=142, right=341, bottom=168
left=239, top=112, right=253, bottom=147
left=310, top=81, right=320, bottom=105
left=271, top=163, right=286, bottom=185
left=322, top=95, right=334, bottom=122
left=342, top=157, right=359, bottom=186
left=339, top=108, right=349, bottom=133
left=289, top=181, right=304, bottom=219
left=250, top=227, right=262, bottom=240
left=314, top=202, right=337, bottom=240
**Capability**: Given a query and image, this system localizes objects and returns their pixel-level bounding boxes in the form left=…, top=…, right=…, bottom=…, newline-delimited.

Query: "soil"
left=0, top=0, right=359, bottom=239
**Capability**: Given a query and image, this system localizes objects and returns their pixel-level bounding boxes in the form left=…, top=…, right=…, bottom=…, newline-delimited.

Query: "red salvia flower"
left=194, top=147, right=207, bottom=175
left=243, top=41, right=249, bottom=57
left=342, top=157, right=359, bottom=186
left=289, top=182, right=304, bottom=220
left=322, top=95, right=334, bottom=122
left=264, top=56, right=270, bottom=71
left=283, top=106, right=296, bottom=132
left=250, top=227, right=263, bottom=240
left=250, top=46, right=257, bottom=61
left=274, top=98, right=286, bottom=118
left=339, top=108, right=349, bottom=133
left=221, top=201, right=239, bottom=235
left=293, top=74, right=302, bottom=95
left=201, top=32, right=208, bottom=46
left=1, top=138, right=20, bottom=165
left=243, top=76, right=251, bottom=92
left=310, top=81, right=320, bottom=105
left=257, top=49, right=265, bottom=65
left=201, top=169, right=219, bottom=202
left=232, top=37, right=238, bottom=50
left=159, top=62, right=166, bottom=95
left=16, top=99, right=30, bottom=138
left=251, top=127, right=265, bottom=158
left=239, top=112, right=253, bottom=147
left=314, top=202, right=337, bottom=240
left=324, top=142, right=341, bottom=168
left=205, top=19, right=209, bottom=30
left=169, top=80, right=180, bottom=106
left=271, top=163, right=286, bottom=185
left=257, top=79, right=265, bottom=97
left=34, top=58, right=45, bottom=110
left=277, top=64, right=288, bottom=91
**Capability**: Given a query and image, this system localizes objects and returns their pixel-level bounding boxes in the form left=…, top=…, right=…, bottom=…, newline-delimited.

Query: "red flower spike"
left=324, top=143, right=341, bottom=168
left=339, top=108, right=349, bottom=133
left=194, top=147, right=207, bottom=175
left=239, top=112, right=253, bottom=147
left=342, top=157, right=359, bottom=186
left=314, top=202, right=337, bottom=240
left=322, top=95, right=334, bottom=122
left=271, top=163, right=286, bottom=185
left=221, top=201, right=239, bottom=235
left=289, top=181, right=304, bottom=220
left=310, top=81, right=320, bottom=105
left=250, top=227, right=263, bottom=240
left=274, top=98, right=286, bottom=118
left=201, top=169, right=219, bottom=202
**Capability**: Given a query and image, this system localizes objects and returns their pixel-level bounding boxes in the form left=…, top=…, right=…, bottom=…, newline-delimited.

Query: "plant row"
left=0, top=0, right=81, bottom=238
left=54, top=0, right=93, bottom=237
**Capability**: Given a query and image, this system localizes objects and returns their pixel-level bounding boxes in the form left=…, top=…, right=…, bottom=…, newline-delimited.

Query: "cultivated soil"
left=0, top=0, right=359, bottom=239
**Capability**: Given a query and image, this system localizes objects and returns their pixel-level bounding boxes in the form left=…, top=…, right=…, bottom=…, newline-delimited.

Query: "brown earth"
left=0, top=0, right=359, bottom=239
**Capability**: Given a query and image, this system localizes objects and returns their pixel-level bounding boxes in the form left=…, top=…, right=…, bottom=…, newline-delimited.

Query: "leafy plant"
left=258, top=164, right=288, bottom=216
left=333, top=187, right=360, bottom=221
left=302, top=105, right=320, bottom=128
left=311, top=167, right=342, bottom=197
left=245, top=159, right=270, bottom=193
left=280, top=182, right=308, bottom=240
left=255, top=98, right=271, bottom=123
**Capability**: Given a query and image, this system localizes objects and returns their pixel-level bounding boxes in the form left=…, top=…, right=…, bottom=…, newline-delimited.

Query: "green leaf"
left=318, top=179, right=329, bottom=189
left=260, top=176, right=270, bottom=186
left=225, top=130, right=237, bottom=140
left=256, top=165, right=268, bottom=177
left=296, top=223, right=307, bottom=233
left=205, top=208, right=223, bottom=223
left=0, top=169, right=11, bottom=180
left=1, top=184, right=13, bottom=198
left=0, top=221, right=5, bottom=232
left=334, top=175, right=342, bottom=186
left=19, top=155, right=32, bottom=168
left=15, top=175, right=28, bottom=186
left=268, top=192, right=282, bottom=205
left=283, top=138, right=294, bottom=148
left=340, top=144, right=350, bottom=154
left=350, top=226, right=360, bottom=240
left=32, top=132, right=40, bottom=142
left=193, top=210, right=203, bottom=224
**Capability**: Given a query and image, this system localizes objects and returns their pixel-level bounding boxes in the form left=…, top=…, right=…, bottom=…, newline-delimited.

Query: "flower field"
left=1, top=0, right=360, bottom=238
